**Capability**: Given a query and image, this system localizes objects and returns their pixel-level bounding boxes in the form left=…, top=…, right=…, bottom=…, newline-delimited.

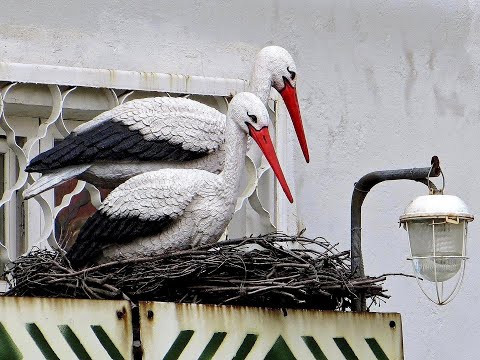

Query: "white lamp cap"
left=399, top=194, right=474, bottom=222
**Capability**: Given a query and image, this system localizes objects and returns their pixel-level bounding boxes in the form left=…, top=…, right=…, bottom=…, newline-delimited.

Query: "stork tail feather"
left=23, top=165, right=90, bottom=199
left=66, top=213, right=106, bottom=267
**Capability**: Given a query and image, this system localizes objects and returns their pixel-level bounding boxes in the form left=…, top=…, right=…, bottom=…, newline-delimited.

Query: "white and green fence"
left=0, top=297, right=403, bottom=359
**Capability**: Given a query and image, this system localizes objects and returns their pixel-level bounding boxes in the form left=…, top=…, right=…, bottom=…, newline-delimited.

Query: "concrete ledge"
left=0, top=62, right=248, bottom=96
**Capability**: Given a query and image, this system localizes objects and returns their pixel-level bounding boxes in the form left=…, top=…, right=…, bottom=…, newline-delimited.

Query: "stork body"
left=24, top=46, right=308, bottom=199
left=24, top=98, right=226, bottom=196
left=79, top=147, right=225, bottom=188
left=66, top=93, right=292, bottom=266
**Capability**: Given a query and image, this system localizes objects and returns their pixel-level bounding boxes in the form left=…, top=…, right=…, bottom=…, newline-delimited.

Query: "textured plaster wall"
left=1, top=0, right=480, bottom=358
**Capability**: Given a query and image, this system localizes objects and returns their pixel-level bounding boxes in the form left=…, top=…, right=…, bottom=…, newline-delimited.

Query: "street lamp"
left=350, top=157, right=473, bottom=311
left=400, top=188, right=473, bottom=305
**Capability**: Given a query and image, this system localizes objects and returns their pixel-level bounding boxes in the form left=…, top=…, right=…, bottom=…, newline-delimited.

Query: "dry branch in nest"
left=3, top=233, right=389, bottom=311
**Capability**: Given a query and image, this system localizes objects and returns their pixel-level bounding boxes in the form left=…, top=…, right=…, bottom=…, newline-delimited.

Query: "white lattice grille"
left=0, top=65, right=283, bottom=262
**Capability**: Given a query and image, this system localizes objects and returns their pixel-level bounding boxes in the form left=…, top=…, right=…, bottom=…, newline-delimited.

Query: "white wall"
left=2, top=0, right=479, bottom=358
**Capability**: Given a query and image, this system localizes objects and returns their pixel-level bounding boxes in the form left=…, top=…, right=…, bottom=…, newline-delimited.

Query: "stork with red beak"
left=66, top=92, right=292, bottom=266
left=23, top=46, right=308, bottom=199
left=249, top=46, right=309, bottom=162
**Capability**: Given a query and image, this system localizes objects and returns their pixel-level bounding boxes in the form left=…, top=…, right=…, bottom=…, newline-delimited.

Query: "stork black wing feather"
left=66, top=211, right=172, bottom=268
left=26, top=120, right=209, bottom=173
left=126, top=140, right=156, bottom=155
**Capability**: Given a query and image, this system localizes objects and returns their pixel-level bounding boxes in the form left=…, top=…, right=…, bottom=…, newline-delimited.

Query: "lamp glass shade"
left=407, top=220, right=465, bottom=282
left=400, top=194, right=473, bottom=305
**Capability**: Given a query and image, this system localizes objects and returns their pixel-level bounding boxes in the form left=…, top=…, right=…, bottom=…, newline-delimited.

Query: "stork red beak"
left=279, top=79, right=310, bottom=163
left=247, top=124, right=293, bottom=203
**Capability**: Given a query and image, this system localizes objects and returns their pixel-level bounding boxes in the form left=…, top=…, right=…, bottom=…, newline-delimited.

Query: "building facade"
left=1, top=1, right=480, bottom=358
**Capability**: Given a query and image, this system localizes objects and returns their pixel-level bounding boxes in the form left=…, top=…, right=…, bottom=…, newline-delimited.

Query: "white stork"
left=66, top=92, right=291, bottom=267
left=23, top=46, right=308, bottom=199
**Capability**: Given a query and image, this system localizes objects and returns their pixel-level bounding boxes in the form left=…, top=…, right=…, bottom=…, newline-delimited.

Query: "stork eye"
left=287, top=67, right=296, bottom=80
left=248, top=113, right=258, bottom=123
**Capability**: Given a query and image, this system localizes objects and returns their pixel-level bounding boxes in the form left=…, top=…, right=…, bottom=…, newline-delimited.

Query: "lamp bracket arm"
left=350, top=158, right=441, bottom=311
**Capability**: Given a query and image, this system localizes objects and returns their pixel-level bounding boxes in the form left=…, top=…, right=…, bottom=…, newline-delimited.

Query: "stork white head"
left=228, top=92, right=293, bottom=203
left=251, top=46, right=309, bottom=163
left=255, top=46, right=298, bottom=91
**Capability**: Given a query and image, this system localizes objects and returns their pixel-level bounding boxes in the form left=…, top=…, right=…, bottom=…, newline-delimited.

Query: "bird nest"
left=2, top=233, right=389, bottom=311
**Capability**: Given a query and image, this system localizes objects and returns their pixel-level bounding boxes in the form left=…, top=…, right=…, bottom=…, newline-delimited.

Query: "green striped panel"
left=232, top=333, right=258, bottom=360
left=91, top=325, right=125, bottom=360
left=302, top=336, right=328, bottom=360
left=58, top=324, right=92, bottom=360
left=163, top=330, right=194, bottom=360
left=156, top=332, right=393, bottom=360
left=365, top=338, right=390, bottom=360
left=2, top=322, right=394, bottom=360
left=198, top=331, right=227, bottom=360
left=333, top=337, right=359, bottom=360
left=25, top=323, right=59, bottom=360
left=0, top=322, right=22, bottom=360
left=264, top=336, right=296, bottom=360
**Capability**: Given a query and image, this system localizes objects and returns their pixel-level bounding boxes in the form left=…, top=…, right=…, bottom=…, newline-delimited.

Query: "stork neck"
left=249, top=64, right=272, bottom=104
left=220, top=119, right=247, bottom=197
